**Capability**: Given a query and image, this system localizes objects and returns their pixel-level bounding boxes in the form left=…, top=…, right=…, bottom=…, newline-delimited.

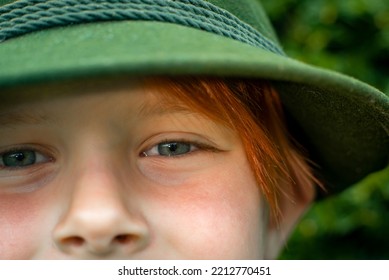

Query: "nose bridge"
left=70, top=165, right=127, bottom=227
left=53, top=145, right=149, bottom=257
left=73, top=151, right=124, bottom=202
left=66, top=131, right=127, bottom=208
left=67, top=143, right=126, bottom=217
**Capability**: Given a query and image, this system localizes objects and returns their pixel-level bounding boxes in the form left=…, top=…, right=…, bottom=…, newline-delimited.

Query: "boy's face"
left=0, top=80, right=266, bottom=259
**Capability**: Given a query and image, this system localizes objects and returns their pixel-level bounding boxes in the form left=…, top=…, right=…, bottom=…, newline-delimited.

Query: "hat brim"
left=1, top=21, right=388, bottom=195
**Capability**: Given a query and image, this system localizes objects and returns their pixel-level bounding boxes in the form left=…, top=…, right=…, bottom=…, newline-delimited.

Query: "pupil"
left=15, top=153, right=25, bottom=161
left=169, top=143, right=178, bottom=152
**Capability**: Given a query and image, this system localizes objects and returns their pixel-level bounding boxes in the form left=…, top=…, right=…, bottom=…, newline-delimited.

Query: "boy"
left=0, top=0, right=388, bottom=259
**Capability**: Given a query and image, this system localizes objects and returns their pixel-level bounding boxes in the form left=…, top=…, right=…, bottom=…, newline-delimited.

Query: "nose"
left=53, top=167, right=149, bottom=258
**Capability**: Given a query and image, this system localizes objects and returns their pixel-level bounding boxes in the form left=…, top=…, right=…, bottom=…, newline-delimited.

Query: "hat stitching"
left=0, top=0, right=285, bottom=55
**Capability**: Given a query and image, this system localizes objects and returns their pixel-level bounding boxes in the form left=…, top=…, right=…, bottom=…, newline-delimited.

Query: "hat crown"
left=206, top=0, right=279, bottom=45
left=0, top=0, right=278, bottom=44
left=0, top=0, right=283, bottom=54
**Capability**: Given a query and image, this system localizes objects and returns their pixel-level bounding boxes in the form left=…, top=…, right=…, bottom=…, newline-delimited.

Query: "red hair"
left=145, top=77, right=320, bottom=219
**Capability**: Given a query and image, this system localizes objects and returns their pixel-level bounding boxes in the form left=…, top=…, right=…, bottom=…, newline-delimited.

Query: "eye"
left=0, top=149, right=50, bottom=169
left=142, top=141, right=198, bottom=157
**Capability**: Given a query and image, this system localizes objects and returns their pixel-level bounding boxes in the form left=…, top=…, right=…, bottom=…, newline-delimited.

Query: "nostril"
left=114, top=234, right=134, bottom=244
left=62, top=236, right=85, bottom=247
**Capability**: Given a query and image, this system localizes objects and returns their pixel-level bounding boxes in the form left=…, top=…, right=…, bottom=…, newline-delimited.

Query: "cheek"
left=145, top=159, right=264, bottom=259
left=0, top=192, right=51, bottom=259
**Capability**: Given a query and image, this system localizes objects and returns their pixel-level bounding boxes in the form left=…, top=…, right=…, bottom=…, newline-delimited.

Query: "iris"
left=1, top=150, right=36, bottom=167
left=158, top=142, right=191, bottom=157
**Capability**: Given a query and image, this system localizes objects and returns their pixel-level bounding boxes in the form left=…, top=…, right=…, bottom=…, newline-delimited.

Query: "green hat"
left=0, top=0, right=388, bottom=196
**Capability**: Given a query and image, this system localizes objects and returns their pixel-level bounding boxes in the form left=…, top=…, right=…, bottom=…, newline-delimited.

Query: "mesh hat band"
left=0, top=0, right=284, bottom=55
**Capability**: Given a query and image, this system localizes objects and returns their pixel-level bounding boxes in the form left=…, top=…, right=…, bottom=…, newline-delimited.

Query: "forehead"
left=0, top=76, right=142, bottom=106
left=0, top=76, right=215, bottom=128
left=0, top=77, right=137, bottom=126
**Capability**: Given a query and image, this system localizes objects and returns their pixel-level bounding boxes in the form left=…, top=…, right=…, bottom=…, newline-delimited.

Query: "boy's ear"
left=264, top=179, right=315, bottom=259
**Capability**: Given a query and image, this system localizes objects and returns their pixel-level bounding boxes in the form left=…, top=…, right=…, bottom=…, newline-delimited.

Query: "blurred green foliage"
left=263, top=0, right=389, bottom=94
left=281, top=166, right=389, bottom=259
left=261, top=0, right=389, bottom=259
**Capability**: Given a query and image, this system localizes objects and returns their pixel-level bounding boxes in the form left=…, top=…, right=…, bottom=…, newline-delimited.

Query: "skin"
left=0, top=80, right=268, bottom=259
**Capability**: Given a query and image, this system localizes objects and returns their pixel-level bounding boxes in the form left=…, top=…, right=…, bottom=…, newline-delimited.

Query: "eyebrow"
left=137, top=99, right=199, bottom=118
left=0, top=111, right=54, bottom=127
left=0, top=95, right=202, bottom=129
left=0, top=103, right=196, bottom=128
